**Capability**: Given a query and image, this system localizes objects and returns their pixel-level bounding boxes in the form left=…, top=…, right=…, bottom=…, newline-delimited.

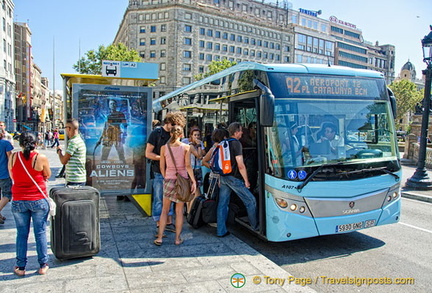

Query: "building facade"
left=0, top=0, right=15, bottom=130
left=117, top=1, right=396, bottom=97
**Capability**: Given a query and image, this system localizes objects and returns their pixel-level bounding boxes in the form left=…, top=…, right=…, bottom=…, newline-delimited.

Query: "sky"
left=14, top=0, right=432, bottom=91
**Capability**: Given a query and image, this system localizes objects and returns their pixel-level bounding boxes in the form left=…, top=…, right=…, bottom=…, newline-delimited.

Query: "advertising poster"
left=72, top=84, right=151, bottom=196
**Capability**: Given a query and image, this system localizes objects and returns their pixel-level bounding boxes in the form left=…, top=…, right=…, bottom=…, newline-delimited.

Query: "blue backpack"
left=210, top=138, right=235, bottom=175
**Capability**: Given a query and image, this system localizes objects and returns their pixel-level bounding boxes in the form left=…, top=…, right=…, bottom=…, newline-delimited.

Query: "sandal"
left=154, top=239, right=163, bottom=246
left=14, top=266, right=25, bottom=277
left=175, top=238, right=184, bottom=245
left=38, top=264, right=49, bottom=275
left=154, top=233, right=167, bottom=238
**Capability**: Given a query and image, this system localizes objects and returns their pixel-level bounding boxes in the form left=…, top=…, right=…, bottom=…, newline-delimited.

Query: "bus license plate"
left=336, top=221, right=363, bottom=232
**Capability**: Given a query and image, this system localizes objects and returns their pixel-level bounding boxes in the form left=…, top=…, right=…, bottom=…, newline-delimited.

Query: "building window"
left=207, top=42, right=213, bottom=49
left=215, top=43, right=220, bottom=51
left=199, top=66, right=204, bottom=73
left=184, top=38, right=192, bottom=45
left=207, top=29, right=213, bottom=37
left=251, top=38, right=256, bottom=45
left=160, top=63, right=166, bottom=71
left=236, top=47, right=242, bottom=54
left=199, top=53, right=205, bottom=60
left=251, top=50, right=255, bottom=57
left=222, top=45, right=228, bottom=52
left=257, top=40, right=262, bottom=46
left=237, top=35, right=242, bottom=42
left=140, top=39, right=145, bottom=46
left=229, top=46, right=235, bottom=53
left=150, top=38, right=156, bottom=45
left=215, top=31, right=221, bottom=38
left=160, top=37, right=166, bottom=45
left=230, top=34, right=235, bottom=41
left=139, top=51, right=145, bottom=58
left=244, top=37, right=249, bottom=44
left=185, top=25, right=192, bottom=32
left=161, top=24, right=167, bottom=32
left=257, top=51, right=262, bottom=58
left=199, top=40, right=205, bottom=48
left=150, top=51, right=156, bottom=58
left=140, top=26, right=146, bottom=33
left=206, top=54, right=212, bottom=61
left=184, top=51, right=192, bottom=58
left=222, top=32, right=228, bottom=39
left=160, top=50, right=166, bottom=57
left=183, top=64, right=191, bottom=71
left=160, top=76, right=166, bottom=84
left=200, top=28, right=205, bottom=35
left=150, top=25, right=156, bottom=32
left=183, top=77, right=191, bottom=85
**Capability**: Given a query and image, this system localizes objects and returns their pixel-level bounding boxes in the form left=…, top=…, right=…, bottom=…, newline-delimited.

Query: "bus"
left=153, top=62, right=401, bottom=242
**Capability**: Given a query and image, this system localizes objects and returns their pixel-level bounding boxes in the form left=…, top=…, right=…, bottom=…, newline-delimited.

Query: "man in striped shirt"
left=57, top=119, right=87, bottom=186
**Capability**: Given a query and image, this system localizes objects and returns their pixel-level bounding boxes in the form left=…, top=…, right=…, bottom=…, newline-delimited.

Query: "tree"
left=194, top=60, right=237, bottom=81
left=73, top=43, right=141, bottom=75
left=388, top=79, right=423, bottom=129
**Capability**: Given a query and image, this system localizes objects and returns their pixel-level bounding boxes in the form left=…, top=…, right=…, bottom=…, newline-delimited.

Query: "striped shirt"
left=65, top=134, right=87, bottom=183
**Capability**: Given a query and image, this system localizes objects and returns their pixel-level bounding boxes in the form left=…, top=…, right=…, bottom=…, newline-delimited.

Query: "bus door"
left=229, top=96, right=266, bottom=236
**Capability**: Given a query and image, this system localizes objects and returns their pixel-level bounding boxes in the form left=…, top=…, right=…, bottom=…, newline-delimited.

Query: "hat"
left=289, top=121, right=298, bottom=129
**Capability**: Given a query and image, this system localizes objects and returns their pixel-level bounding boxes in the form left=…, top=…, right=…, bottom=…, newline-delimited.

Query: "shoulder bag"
left=17, top=152, right=56, bottom=217
left=166, top=143, right=194, bottom=202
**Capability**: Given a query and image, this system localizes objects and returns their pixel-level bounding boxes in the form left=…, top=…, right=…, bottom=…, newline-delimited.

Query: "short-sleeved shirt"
left=66, top=134, right=87, bottom=183
left=181, top=138, right=205, bottom=169
left=0, top=139, right=13, bottom=179
left=147, top=127, right=170, bottom=174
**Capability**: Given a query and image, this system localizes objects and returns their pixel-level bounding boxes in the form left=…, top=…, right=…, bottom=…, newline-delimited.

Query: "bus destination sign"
left=285, top=76, right=380, bottom=97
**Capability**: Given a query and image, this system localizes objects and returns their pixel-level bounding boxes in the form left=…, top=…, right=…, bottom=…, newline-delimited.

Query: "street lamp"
left=406, top=26, right=432, bottom=190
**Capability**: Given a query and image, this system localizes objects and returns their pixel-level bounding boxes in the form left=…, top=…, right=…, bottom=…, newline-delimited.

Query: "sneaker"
left=165, top=223, right=176, bottom=233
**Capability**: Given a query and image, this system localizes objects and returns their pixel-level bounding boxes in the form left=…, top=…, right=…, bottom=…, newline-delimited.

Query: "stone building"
left=115, top=0, right=395, bottom=98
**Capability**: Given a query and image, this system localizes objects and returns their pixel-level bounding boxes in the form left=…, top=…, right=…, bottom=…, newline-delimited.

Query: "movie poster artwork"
left=72, top=84, right=151, bottom=196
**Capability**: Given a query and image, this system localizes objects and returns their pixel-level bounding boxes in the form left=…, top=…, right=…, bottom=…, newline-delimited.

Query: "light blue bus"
left=153, top=62, right=401, bottom=242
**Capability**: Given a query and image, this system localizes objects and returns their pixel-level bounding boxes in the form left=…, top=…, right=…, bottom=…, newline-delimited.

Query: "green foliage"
left=194, top=60, right=237, bottom=81
left=388, top=79, right=423, bottom=129
left=73, top=43, right=141, bottom=75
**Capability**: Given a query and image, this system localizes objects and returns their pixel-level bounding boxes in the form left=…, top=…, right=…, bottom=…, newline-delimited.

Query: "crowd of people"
left=146, top=112, right=259, bottom=245
left=1, top=111, right=260, bottom=274
left=0, top=119, right=86, bottom=276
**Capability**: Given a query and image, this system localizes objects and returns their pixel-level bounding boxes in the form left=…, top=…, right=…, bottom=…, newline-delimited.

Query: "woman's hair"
left=19, top=131, right=37, bottom=160
left=164, top=111, right=186, bottom=128
left=188, top=127, right=201, bottom=138
left=169, top=125, right=184, bottom=143
left=211, top=128, right=228, bottom=143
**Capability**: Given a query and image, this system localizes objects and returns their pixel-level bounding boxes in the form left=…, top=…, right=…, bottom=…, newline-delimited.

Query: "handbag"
left=166, top=143, right=194, bottom=202
left=17, top=152, right=56, bottom=217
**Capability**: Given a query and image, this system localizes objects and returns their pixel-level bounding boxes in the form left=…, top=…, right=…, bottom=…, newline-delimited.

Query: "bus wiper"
left=296, top=162, right=344, bottom=192
left=342, top=166, right=400, bottom=181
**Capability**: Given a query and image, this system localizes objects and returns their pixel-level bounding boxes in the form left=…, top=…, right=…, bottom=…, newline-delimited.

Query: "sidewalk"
left=400, top=157, right=432, bottom=203
left=0, top=145, right=315, bottom=293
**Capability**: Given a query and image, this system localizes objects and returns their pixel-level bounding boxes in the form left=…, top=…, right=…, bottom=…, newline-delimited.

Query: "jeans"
left=12, top=198, right=49, bottom=268
left=152, top=173, right=173, bottom=222
left=217, top=176, right=258, bottom=236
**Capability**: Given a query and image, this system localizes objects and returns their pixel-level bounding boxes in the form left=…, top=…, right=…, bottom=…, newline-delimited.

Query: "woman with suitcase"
left=8, top=132, right=51, bottom=276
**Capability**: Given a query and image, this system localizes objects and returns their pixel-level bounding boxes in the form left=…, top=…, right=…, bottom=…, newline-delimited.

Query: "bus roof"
left=152, top=62, right=384, bottom=112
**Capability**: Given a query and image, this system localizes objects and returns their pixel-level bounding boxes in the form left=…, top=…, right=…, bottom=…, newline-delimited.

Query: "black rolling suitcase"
left=50, top=186, right=100, bottom=260
left=187, top=195, right=206, bottom=229
left=187, top=173, right=219, bottom=228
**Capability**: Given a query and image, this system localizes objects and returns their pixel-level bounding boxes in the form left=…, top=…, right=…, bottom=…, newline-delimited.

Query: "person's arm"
left=235, top=155, right=250, bottom=188
left=57, top=146, right=71, bottom=165
left=202, top=145, right=215, bottom=168
left=39, top=155, right=52, bottom=179
left=159, top=145, right=166, bottom=177
left=8, top=152, right=15, bottom=181
left=184, top=145, right=196, bottom=193
left=145, top=143, right=161, bottom=161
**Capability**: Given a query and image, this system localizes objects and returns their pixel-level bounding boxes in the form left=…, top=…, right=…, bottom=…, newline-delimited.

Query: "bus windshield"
left=266, top=74, right=398, bottom=180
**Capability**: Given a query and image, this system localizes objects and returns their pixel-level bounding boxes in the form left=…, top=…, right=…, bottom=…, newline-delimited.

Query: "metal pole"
left=406, top=63, right=432, bottom=190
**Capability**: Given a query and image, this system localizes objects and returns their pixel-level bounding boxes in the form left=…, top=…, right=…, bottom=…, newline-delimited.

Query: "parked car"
left=396, top=131, right=407, bottom=142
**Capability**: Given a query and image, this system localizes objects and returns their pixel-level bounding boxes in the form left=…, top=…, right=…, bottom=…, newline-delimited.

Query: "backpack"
left=210, top=138, right=235, bottom=175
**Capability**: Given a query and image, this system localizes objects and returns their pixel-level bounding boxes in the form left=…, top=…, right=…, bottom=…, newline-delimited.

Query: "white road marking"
left=399, top=222, right=432, bottom=234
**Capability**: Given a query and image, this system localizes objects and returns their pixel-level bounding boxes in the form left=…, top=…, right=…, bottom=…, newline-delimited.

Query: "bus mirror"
left=210, top=79, right=221, bottom=85
left=254, top=79, right=275, bottom=126
left=387, top=88, right=397, bottom=118
left=260, top=92, right=275, bottom=127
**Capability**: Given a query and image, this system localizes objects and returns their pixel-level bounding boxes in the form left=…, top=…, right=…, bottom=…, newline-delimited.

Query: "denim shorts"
left=0, top=177, right=12, bottom=200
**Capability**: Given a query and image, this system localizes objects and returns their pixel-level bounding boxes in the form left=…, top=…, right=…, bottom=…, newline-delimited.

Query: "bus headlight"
left=299, top=206, right=306, bottom=213
left=275, top=198, right=288, bottom=208
left=387, top=195, right=392, bottom=202
left=393, top=192, right=399, bottom=199
left=290, top=204, right=297, bottom=211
